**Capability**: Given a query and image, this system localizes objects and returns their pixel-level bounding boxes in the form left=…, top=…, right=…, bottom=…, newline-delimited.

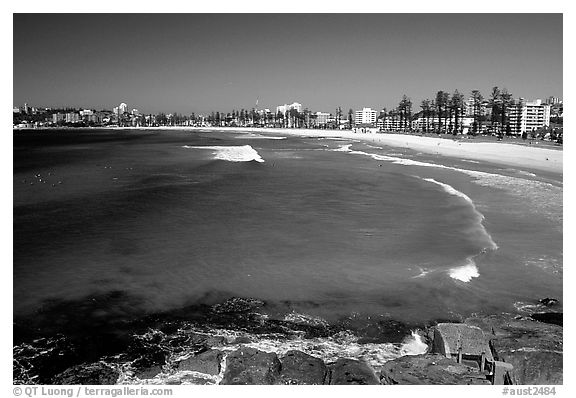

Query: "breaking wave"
left=422, top=178, right=498, bottom=251
left=419, top=178, right=497, bottom=283
left=448, top=257, right=480, bottom=283
left=331, top=144, right=562, bottom=225
left=235, top=133, right=286, bottom=140
left=183, top=145, right=264, bottom=162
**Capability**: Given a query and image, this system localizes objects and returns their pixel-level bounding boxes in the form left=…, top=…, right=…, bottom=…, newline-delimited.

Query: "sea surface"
left=13, top=128, right=563, bottom=383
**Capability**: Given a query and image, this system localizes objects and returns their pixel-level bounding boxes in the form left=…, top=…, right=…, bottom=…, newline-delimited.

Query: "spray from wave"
left=182, top=145, right=265, bottom=162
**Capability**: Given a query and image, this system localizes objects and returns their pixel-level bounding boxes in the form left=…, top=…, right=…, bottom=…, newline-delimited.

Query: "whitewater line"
left=182, top=145, right=265, bottom=163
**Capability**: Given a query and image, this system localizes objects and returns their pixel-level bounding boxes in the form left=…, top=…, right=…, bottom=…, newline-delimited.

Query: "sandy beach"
left=179, top=127, right=562, bottom=174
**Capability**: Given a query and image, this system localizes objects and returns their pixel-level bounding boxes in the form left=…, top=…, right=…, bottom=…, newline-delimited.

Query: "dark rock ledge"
left=43, top=297, right=562, bottom=385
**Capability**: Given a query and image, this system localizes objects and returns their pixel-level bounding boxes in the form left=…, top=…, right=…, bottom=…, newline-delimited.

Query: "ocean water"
left=13, top=129, right=562, bottom=382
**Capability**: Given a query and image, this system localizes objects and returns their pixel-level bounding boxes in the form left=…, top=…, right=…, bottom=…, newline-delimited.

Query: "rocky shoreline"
left=14, top=297, right=562, bottom=385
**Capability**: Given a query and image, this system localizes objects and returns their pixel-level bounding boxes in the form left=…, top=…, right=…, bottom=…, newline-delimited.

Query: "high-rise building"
left=119, top=103, right=128, bottom=114
left=354, top=107, right=377, bottom=126
left=507, top=99, right=551, bottom=135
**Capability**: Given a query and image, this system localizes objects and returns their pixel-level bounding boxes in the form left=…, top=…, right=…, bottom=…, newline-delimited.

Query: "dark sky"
left=13, top=14, right=563, bottom=114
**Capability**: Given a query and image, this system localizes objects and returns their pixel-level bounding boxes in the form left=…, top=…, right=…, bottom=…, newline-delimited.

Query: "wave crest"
left=449, top=257, right=480, bottom=282
left=183, top=145, right=264, bottom=162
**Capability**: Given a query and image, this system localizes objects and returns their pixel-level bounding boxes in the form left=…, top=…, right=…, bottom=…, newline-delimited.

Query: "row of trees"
left=379, top=86, right=517, bottom=136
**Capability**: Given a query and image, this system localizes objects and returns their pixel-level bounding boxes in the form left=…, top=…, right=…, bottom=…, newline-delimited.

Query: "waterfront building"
left=507, top=99, right=551, bottom=135
left=65, top=112, right=80, bottom=123
left=52, top=113, right=65, bottom=124
left=355, top=107, right=377, bottom=126
left=276, top=102, right=302, bottom=114
left=315, top=112, right=330, bottom=126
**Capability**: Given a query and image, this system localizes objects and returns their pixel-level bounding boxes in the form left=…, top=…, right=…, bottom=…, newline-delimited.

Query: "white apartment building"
left=276, top=102, right=302, bottom=114
left=315, top=112, right=330, bottom=126
left=354, top=107, right=377, bottom=125
left=507, top=99, right=551, bottom=135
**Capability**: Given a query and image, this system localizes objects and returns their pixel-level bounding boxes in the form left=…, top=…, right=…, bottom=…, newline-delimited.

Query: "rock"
left=52, top=362, right=120, bottom=385
left=232, top=336, right=252, bottom=344
left=531, top=312, right=562, bottom=326
left=329, top=358, right=380, bottom=385
left=538, top=298, right=559, bottom=307
left=211, top=297, right=265, bottom=314
left=135, top=365, right=163, bottom=379
left=178, top=349, right=223, bottom=375
left=188, top=332, right=228, bottom=347
left=465, top=315, right=562, bottom=385
left=431, top=323, right=493, bottom=363
left=278, top=350, right=328, bottom=385
left=220, top=347, right=281, bottom=385
left=380, top=354, right=490, bottom=385
left=180, top=375, right=215, bottom=385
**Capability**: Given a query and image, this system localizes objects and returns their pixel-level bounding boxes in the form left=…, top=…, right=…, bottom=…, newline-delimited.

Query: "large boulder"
left=52, top=362, right=120, bottom=385
left=380, top=354, right=490, bottom=385
left=178, top=349, right=223, bottom=375
left=328, top=358, right=380, bottom=385
left=464, top=315, right=562, bottom=385
left=278, top=350, right=328, bottom=385
left=220, top=347, right=281, bottom=385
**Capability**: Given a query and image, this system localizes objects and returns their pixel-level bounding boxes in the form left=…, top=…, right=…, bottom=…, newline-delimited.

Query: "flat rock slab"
left=279, top=350, right=328, bottom=385
left=52, top=362, right=120, bottom=385
left=178, top=349, right=223, bottom=375
left=432, top=323, right=493, bottom=361
left=329, top=358, right=380, bottom=385
left=220, top=347, right=281, bottom=385
left=465, top=315, right=562, bottom=385
left=380, top=354, right=490, bottom=385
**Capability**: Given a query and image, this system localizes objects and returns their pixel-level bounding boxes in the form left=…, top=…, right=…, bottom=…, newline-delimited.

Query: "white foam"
left=183, top=145, right=264, bottom=162
left=332, top=144, right=353, bottom=152
left=400, top=331, right=428, bottom=355
left=235, top=133, right=286, bottom=140
left=449, top=257, right=480, bottom=282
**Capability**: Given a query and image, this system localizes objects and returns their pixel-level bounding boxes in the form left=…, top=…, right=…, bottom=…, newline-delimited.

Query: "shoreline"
left=189, top=126, right=563, bottom=174
left=19, top=126, right=561, bottom=174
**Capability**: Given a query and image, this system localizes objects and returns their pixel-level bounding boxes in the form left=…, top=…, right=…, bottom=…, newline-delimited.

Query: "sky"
left=13, top=13, right=563, bottom=114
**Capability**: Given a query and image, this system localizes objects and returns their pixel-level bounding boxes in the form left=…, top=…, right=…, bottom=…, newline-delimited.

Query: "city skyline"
left=14, top=14, right=562, bottom=114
